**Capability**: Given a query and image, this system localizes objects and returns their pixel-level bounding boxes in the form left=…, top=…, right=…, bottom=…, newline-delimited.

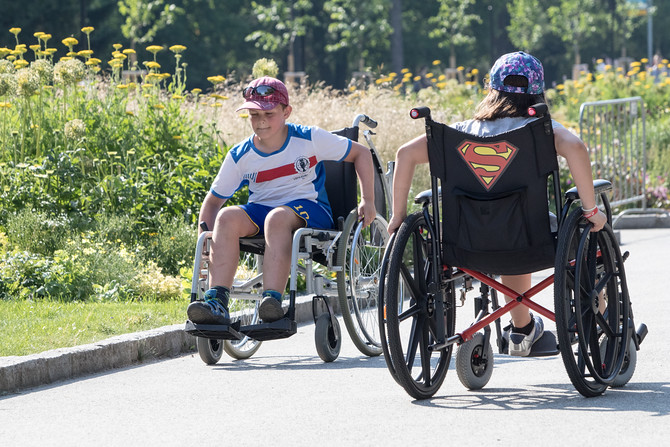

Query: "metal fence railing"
left=579, top=96, right=647, bottom=209
left=579, top=97, right=668, bottom=227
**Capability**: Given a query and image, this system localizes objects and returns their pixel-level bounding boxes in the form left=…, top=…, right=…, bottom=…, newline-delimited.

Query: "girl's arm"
left=554, top=127, right=607, bottom=231
left=387, top=134, right=430, bottom=234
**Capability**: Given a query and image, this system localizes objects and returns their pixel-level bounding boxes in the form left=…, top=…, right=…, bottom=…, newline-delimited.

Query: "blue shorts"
left=239, top=200, right=334, bottom=236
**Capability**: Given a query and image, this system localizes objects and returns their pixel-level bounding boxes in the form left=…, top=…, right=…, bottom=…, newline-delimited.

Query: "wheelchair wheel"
left=196, top=337, right=224, bottom=365
left=223, top=298, right=262, bottom=359
left=378, top=233, right=403, bottom=385
left=224, top=252, right=263, bottom=359
left=554, top=208, right=631, bottom=397
left=337, top=210, right=389, bottom=357
left=456, top=333, right=494, bottom=390
left=384, top=211, right=455, bottom=399
left=315, top=313, right=341, bottom=362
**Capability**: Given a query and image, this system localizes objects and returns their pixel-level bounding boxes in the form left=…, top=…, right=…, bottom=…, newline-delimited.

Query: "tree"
left=323, top=0, right=392, bottom=72
left=506, top=0, right=548, bottom=53
left=547, top=0, right=605, bottom=66
left=427, top=0, right=482, bottom=69
left=118, top=0, right=184, bottom=50
left=245, top=0, right=317, bottom=73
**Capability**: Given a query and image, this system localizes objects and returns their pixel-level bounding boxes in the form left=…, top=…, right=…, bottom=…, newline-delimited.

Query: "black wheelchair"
left=379, top=105, right=648, bottom=399
left=185, top=114, right=392, bottom=364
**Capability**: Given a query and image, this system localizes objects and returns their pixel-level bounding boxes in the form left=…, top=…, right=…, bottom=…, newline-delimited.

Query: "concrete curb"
left=1, top=295, right=338, bottom=394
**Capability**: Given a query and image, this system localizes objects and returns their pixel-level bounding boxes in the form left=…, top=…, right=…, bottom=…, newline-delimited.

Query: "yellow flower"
left=146, top=45, right=164, bottom=55
left=172, top=94, right=184, bottom=100
left=210, top=94, right=228, bottom=100
left=40, top=34, right=51, bottom=43
left=169, top=45, right=187, bottom=54
left=44, top=48, right=57, bottom=56
left=122, top=49, right=136, bottom=55
left=207, top=75, right=226, bottom=84
left=172, top=135, right=182, bottom=140
left=34, top=32, right=45, bottom=39
left=432, top=60, right=441, bottom=66
left=62, top=37, right=79, bottom=48
left=144, top=61, right=161, bottom=69
left=78, top=50, right=93, bottom=57
left=0, top=47, right=11, bottom=58
left=9, top=28, right=21, bottom=36
left=401, top=68, right=409, bottom=73
left=239, top=112, right=249, bottom=118
left=14, top=59, right=29, bottom=68
left=29, top=44, right=40, bottom=51
left=81, top=26, right=94, bottom=35
left=191, top=88, right=202, bottom=95
left=113, top=43, right=123, bottom=50
left=153, top=104, right=165, bottom=110
left=457, top=66, right=464, bottom=71
left=117, top=84, right=128, bottom=89
left=85, top=58, right=101, bottom=66
left=471, top=68, right=479, bottom=75
left=413, top=75, right=421, bottom=81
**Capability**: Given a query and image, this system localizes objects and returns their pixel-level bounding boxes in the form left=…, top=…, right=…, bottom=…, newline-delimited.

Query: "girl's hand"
left=387, top=213, right=406, bottom=235
left=587, top=209, right=607, bottom=232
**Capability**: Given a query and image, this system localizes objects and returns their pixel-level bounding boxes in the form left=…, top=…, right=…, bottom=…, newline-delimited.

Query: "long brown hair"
left=473, top=75, right=546, bottom=120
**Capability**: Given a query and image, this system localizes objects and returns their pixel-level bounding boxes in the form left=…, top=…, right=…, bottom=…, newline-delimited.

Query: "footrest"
left=184, top=319, right=243, bottom=340
left=502, top=330, right=559, bottom=357
left=528, top=331, right=559, bottom=357
left=239, top=317, right=297, bottom=341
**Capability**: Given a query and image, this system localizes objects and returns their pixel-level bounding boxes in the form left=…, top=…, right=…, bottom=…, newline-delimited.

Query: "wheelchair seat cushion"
left=427, top=113, right=559, bottom=275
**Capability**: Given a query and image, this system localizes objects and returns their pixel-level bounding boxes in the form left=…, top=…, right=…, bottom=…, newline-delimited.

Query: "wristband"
left=582, top=206, right=598, bottom=219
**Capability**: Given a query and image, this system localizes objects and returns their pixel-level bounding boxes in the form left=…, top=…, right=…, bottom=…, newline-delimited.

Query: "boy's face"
left=248, top=104, right=291, bottom=140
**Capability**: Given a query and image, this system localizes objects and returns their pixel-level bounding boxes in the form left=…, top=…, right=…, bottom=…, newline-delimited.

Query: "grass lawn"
left=0, top=298, right=190, bottom=357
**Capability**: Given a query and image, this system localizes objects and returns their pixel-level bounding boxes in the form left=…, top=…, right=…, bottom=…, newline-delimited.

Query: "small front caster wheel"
left=456, top=332, right=494, bottom=390
left=315, top=313, right=341, bottom=363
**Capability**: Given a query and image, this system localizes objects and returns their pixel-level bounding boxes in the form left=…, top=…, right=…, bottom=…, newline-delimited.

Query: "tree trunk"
left=390, top=0, right=404, bottom=74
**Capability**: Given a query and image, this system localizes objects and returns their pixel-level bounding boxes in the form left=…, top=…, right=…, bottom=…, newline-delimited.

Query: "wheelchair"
left=379, top=104, right=648, bottom=399
left=185, top=114, right=392, bottom=364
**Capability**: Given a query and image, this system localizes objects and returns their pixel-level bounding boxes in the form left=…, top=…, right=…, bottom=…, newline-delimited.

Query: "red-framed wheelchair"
left=379, top=104, right=647, bottom=399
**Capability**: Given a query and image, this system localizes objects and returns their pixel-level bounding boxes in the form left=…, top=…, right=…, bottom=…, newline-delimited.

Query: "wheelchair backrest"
left=325, top=126, right=359, bottom=228
left=426, top=111, right=560, bottom=275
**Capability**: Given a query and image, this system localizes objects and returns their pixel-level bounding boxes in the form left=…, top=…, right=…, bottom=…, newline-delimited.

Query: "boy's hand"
left=358, top=198, right=376, bottom=227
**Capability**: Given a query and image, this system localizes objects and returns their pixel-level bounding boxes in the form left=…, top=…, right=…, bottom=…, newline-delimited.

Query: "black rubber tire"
left=315, top=313, right=341, bottom=363
left=384, top=211, right=455, bottom=400
left=554, top=208, right=631, bottom=397
left=456, top=333, right=494, bottom=390
left=337, top=210, right=389, bottom=357
left=196, top=337, right=224, bottom=365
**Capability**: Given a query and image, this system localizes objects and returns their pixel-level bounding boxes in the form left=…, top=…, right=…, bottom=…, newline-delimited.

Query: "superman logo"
left=456, top=140, right=518, bottom=190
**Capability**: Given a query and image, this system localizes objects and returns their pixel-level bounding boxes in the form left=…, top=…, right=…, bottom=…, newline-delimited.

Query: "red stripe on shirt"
left=255, top=156, right=317, bottom=183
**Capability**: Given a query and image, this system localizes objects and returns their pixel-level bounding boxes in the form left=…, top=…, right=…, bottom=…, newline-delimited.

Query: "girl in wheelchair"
left=388, top=51, right=607, bottom=356
left=187, top=76, right=376, bottom=326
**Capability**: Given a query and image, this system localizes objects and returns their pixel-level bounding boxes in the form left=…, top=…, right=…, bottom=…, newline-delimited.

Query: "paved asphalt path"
left=1, top=228, right=668, bottom=446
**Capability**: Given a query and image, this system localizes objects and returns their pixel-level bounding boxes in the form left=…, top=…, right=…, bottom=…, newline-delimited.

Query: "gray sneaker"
left=259, top=295, right=284, bottom=322
left=508, top=314, right=544, bottom=357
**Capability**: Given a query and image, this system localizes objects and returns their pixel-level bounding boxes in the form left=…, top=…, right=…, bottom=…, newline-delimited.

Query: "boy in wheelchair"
left=187, top=76, right=376, bottom=326
left=388, top=51, right=607, bottom=356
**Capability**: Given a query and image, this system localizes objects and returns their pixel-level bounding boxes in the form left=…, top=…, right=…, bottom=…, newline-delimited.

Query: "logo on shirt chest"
left=457, top=140, right=518, bottom=190
left=294, top=156, right=311, bottom=174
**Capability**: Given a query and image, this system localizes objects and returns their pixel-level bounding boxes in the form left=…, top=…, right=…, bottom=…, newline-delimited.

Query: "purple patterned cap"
left=489, top=51, right=544, bottom=95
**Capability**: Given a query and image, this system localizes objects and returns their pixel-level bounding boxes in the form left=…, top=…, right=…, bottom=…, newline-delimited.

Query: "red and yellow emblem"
left=456, top=140, right=518, bottom=190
